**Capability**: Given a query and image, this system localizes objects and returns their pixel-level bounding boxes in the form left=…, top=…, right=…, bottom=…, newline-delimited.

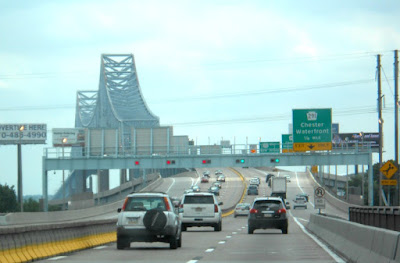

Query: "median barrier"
left=0, top=219, right=116, bottom=263
left=307, top=213, right=400, bottom=263
left=0, top=174, right=162, bottom=226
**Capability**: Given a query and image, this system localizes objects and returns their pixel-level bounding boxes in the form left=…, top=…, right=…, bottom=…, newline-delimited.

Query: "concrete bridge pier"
left=97, top=169, right=109, bottom=192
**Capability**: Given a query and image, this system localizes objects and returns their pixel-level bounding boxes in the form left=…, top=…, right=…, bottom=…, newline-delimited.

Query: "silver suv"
left=179, top=192, right=223, bottom=231
left=116, top=192, right=182, bottom=249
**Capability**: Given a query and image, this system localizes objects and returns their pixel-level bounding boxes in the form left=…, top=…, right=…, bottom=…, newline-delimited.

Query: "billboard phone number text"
left=0, top=131, right=47, bottom=139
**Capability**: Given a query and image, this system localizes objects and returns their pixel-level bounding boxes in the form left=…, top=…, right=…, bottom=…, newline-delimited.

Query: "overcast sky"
left=1, top=0, right=400, bottom=196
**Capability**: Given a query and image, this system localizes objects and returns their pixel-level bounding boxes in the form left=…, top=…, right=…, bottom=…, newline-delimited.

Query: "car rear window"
left=125, top=197, right=167, bottom=211
left=253, top=200, right=282, bottom=211
left=249, top=185, right=257, bottom=189
left=184, top=195, right=214, bottom=204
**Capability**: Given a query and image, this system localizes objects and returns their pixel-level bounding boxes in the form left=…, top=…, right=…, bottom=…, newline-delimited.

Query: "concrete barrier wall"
left=0, top=219, right=116, bottom=263
left=0, top=174, right=163, bottom=226
left=307, top=213, right=400, bottom=263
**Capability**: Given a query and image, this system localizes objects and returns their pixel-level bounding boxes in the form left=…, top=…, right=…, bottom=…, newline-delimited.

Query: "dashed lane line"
left=47, top=256, right=67, bottom=261
left=93, top=245, right=108, bottom=250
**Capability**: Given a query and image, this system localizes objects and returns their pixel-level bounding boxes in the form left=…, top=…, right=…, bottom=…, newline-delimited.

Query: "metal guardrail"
left=349, top=206, right=400, bottom=231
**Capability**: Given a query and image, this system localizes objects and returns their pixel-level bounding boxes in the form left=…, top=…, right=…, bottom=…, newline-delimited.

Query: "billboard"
left=53, top=128, right=85, bottom=147
left=0, top=124, right=47, bottom=144
left=332, top=132, right=379, bottom=149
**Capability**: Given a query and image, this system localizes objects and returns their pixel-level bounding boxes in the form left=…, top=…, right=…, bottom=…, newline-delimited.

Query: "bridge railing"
left=43, top=144, right=372, bottom=159
left=349, top=206, right=400, bottom=231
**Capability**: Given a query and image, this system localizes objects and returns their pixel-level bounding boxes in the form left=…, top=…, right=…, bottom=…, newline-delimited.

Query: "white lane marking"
left=93, top=245, right=107, bottom=250
left=226, top=235, right=232, bottom=238
left=48, top=256, right=67, bottom=260
left=166, top=178, right=176, bottom=193
left=295, top=172, right=315, bottom=207
left=218, top=241, right=226, bottom=244
left=205, top=248, right=214, bottom=253
left=290, top=211, right=345, bottom=263
left=297, top=218, right=309, bottom=222
left=232, top=232, right=237, bottom=235
left=237, top=228, right=242, bottom=231
left=187, top=260, right=198, bottom=263
left=242, top=226, right=245, bottom=229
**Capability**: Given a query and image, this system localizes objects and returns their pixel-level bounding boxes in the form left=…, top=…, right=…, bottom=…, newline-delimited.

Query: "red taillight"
left=164, top=197, right=171, bottom=211
left=214, top=204, right=219, bottom=213
left=278, top=208, right=287, bottom=214
left=249, top=208, right=258, bottom=214
left=121, top=197, right=129, bottom=211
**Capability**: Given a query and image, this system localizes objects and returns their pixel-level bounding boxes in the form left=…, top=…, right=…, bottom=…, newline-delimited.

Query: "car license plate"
left=195, top=207, right=202, bottom=212
left=263, top=214, right=273, bottom=218
left=128, top=218, right=139, bottom=224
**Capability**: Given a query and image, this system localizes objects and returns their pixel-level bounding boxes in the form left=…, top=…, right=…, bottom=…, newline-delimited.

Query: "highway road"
left=36, top=168, right=347, bottom=263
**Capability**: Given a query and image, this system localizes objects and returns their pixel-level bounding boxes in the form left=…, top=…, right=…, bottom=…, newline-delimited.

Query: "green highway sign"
left=282, top=134, right=293, bottom=153
left=259, top=142, right=280, bottom=153
left=292, top=108, right=332, bottom=151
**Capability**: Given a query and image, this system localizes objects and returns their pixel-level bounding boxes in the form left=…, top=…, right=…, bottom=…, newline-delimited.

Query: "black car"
left=247, top=185, right=259, bottom=195
left=248, top=197, right=288, bottom=234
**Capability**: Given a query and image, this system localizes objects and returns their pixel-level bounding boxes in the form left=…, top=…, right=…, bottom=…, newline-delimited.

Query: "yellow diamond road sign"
left=380, top=161, right=398, bottom=179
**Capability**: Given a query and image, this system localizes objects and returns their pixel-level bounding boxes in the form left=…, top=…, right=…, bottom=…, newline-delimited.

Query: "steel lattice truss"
left=75, top=91, right=98, bottom=127
left=75, top=54, right=159, bottom=129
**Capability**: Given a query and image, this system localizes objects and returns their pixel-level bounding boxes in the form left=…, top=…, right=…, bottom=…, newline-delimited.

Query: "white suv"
left=116, top=192, right=182, bottom=249
left=179, top=192, right=223, bottom=231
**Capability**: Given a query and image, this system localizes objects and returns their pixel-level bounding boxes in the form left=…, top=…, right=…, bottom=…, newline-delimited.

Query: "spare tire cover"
left=143, top=208, right=167, bottom=232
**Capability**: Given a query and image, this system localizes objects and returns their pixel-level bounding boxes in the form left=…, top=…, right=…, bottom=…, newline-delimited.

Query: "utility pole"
left=395, top=50, right=399, bottom=205
left=378, top=54, right=384, bottom=206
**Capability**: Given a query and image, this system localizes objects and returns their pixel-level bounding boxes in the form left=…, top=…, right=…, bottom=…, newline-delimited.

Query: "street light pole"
left=62, top=138, right=67, bottom=210
left=18, top=125, right=25, bottom=212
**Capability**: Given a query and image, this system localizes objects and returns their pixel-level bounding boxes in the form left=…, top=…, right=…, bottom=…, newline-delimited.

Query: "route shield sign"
left=380, top=161, right=398, bottom=179
left=292, top=109, right=332, bottom=151
left=260, top=142, right=280, bottom=153
left=281, top=134, right=293, bottom=153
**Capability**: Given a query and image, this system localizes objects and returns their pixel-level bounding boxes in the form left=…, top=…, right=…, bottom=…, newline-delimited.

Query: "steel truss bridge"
left=51, top=54, right=161, bottom=202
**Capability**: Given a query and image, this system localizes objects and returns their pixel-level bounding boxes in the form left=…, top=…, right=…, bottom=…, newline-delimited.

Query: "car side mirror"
left=117, top=208, right=122, bottom=213
left=218, top=202, right=223, bottom=206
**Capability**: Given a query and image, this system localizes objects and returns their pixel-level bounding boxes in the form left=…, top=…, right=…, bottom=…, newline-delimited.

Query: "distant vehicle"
left=248, top=197, right=288, bottom=234
left=208, top=186, right=220, bottom=196
left=191, top=185, right=200, bottom=192
left=249, top=178, right=260, bottom=186
left=296, top=193, right=309, bottom=202
left=201, top=176, right=209, bottom=183
left=293, top=196, right=307, bottom=209
left=215, top=170, right=223, bottom=175
left=234, top=203, right=251, bottom=218
left=247, top=185, right=259, bottom=195
left=271, top=177, right=287, bottom=200
left=212, top=181, right=222, bottom=189
left=202, top=171, right=210, bottom=177
left=266, top=174, right=274, bottom=183
left=217, top=175, right=226, bottom=182
left=284, top=175, right=291, bottom=182
left=179, top=192, right=223, bottom=231
left=116, top=192, right=182, bottom=249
